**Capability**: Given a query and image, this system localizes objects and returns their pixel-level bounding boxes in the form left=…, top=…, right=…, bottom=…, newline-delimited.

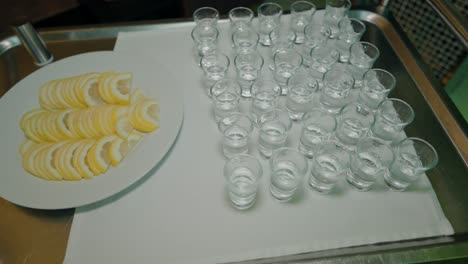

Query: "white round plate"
left=0, top=51, right=184, bottom=209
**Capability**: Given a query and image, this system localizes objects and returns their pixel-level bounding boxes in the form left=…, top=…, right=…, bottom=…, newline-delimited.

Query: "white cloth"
left=64, top=15, right=453, bottom=264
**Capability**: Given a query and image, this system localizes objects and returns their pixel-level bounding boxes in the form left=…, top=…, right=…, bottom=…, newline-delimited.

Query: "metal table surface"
left=0, top=10, right=467, bottom=264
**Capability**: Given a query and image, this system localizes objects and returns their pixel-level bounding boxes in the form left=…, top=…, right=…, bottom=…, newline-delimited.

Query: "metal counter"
left=0, top=10, right=467, bottom=264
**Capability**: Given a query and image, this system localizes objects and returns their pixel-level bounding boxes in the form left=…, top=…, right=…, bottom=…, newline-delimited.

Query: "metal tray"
left=0, top=10, right=467, bottom=264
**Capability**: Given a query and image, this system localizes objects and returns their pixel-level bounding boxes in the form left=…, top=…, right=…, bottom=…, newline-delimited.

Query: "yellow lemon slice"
left=115, top=115, right=133, bottom=139
left=74, top=73, right=95, bottom=104
left=81, top=73, right=105, bottom=106
left=55, top=141, right=82, bottom=181
left=39, top=81, right=54, bottom=109
left=23, top=117, right=42, bottom=143
left=98, top=71, right=116, bottom=104
left=87, top=135, right=116, bottom=174
left=127, top=130, right=145, bottom=149
left=55, top=81, right=74, bottom=109
left=129, top=99, right=160, bottom=132
left=24, top=143, right=50, bottom=179
left=19, top=139, right=38, bottom=157
left=55, top=109, right=76, bottom=139
left=19, top=109, right=47, bottom=130
left=41, top=142, right=68, bottom=180
left=108, top=72, right=132, bottom=104
left=73, top=140, right=96, bottom=178
left=109, top=137, right=130, bottom=166
left=130, top=88, right=145, bottom=104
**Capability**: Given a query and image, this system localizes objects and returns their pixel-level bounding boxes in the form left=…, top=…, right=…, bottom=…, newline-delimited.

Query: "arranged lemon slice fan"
left=19, top=72, right=160, bottom=181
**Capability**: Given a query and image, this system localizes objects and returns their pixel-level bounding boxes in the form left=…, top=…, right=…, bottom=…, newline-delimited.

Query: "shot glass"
left=298, top=109, right=337, bottom=158
left=334, top=103, right=374, bottom=150
left=232, top=27, right=259, bottom=54
left=257, top=2, right=283, bottom=46
left=290, top=1, right=316, bottom=44
left=323, top=0, right=352, bottom=38
left=270, top=148, right=308, bottom=201
left=335, top=18, right=366, bottom=62
left=309, top=44, right=340, bottom=81
left=229, top=7, right=254, bottom=31
left=347, top=137, right=394, bottom=191
left=210, top=79, right=241, bottom=121
left=385, top=137, right=439, bottom=191
left=270, top=27, right=297, bottom=55
left=191, top=25, right=218, bottom=57
left=273, top=49, right=303, bottom=94
left=201, top=53, right=230, bottom=87
left=308, top=140, right=350, bottom=194
left=224, top=154, right=263, bottom=209
left=319, top=68, right=354, bottom=113
left=193, top=7, right=219, bottom=27
left=369, top=98, right=415, bottom=143
left=300, top=24, right=332, bottom=67
left=348, top=41, right=380, bottom=87
left=234, top=51, right=264, bottom=97
left=251, top=79, right=281, bottom=121
left=358, top=69, right=396, bottom=111
left=286, top=78, right=318, bottom=121
left=218, top=113, right=254, bottom=158
left=258, top=109, right=292, bottom=158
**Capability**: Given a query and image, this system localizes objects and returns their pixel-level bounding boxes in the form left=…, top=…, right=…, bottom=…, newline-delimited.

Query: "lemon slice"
left=115, top=115, right=133, bottom=139
left=130, top=88, right=145, bottom=104
left=39, top=113, right=60, bottom=142
left=19, top=139, right=38, bottom=157
left=55, top=81, right=74, bottom=109
left=66, top=111, right=84, bottom=138
left=74, top=73, right=94, bottom=104
left=108, top=72, right=132, bottom=104
left=67, top=77, right=87, bottom=108
left=81, top=73, right=105, bottom=106
left=73, top=140, right=96, bottom=178
left=33, top=113, right=48, bottom=142
left=55, top=109, right=76, bottom=139
left=87, top=135, right=116, bottom=174
left=41, top=142, right=68, bottom=180
left=23, top=116, right=42, bottom=142
left=127, top=130, right=145, bottom=149
left=109, top=137, right=130, bottom=166
left=53, top=141, right=71, bottom=176
left=84, top=109, right=101, bottom=137
left=39, top=81, right=54, bottom=109
left=24, top=143, right=51, bottom=179
left=19, top=109, right=47, bottom=130
left=98, top=71, right=116, bottom=104
left=55, top=141, right=82, bottom=181
left=129, top=99, right=160, bottom=132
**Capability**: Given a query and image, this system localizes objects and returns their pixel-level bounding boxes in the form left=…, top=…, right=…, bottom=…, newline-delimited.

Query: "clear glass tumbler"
left=318, top=68, right=354, bottom=113
left=191, top=25, right=218, bottom=57
left=218, top=113, right=254, bottom=158
left=269, top=27, right=297, bottom=55
left=224, top=154, right=263, bottom=209
left=193, top=7, right=219, bottom=27
left=234, top=51, right=264, bottom=97
left=369, top=98, right=415, bottom=143
left=347, top=137, right=394, bottom=191
left=334, top=103, right=374, bottom=150
left=335, top=18, right=366, bottom=62
left=270, top=148, right=308, bottom=201
left=286, top=78, right=318, bottom=121
left=229, top=7, right=254, bottom=31
left=309, top=44, right=340, bottom=81
left=300, top=25, right=331, bottom=67
left=358, top=69, right=396, bottom=111
left=257, top=2, right=283, bottom=46
left=290, top=1, right=316, bottom=44
left=273, top=48, right=303, bottom=94
left=200, top=53, right=230, bottom=87
left=210, top=79, right=241, bottom=121
left=232, top=27, right=259, bottom=54
left=323, top=0, right=352, bottom=38
left=308, top=140, right=350, bottom=194
left=348, top=41, right=380, bottom=87
left=258, top=109, right=292, bottom=158
left=298, top=109, right=337, bottom=158
left=251, top=79, right=281, bottom=121
left=384, top=137, right=439, bottom=191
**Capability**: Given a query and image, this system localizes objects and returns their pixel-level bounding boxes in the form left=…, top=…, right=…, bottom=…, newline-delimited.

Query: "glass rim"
left=350, top=41, right=380, bottom=59
left=224, top=154, right=263, bottom=180
left=234, top=51, right=264, bottom=69
left=258, top=108, right=292, bottom=130
left=229, top=6, right=254, bottom=19
left=377, top=98, right=415, bottom=125
left=219, top=112, right=254, bottom=134
left=251, top=79, right=281, bottom=96
left=326, top=0, right=352, bottom=8
left=193, top=7, right=219, bottom=21
left=291, top=0, right=317, bottom=12
left=363, top=68, right=396, bottom=92
left=232, top=27, right=260, bottom=46
left=190, top=25, right=219, bottom=43
left=310, top=45, right=340, bottom=60
left=257, top=2, right=283, bottom=16
left=269, top=147, right=309, bottom=173
left=200, top=53, right=230, bottom=69
left=323, top=68, right=355, bottom=87
left=304, top=24, right=332, bottom=37
left=338, top=18, right=366, bottom=34
left=397, top=137, right=439, bottom=169
left=273, top=48, right=303, bottom=66
left=210, top=78, right=241, bottom=98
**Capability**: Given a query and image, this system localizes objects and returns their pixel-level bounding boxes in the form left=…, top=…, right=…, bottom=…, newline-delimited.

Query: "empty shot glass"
left=370, top=98, right=415, bottom=143
left=358, top=69, right=396, bottom=111
left=335, top=18, right=366, bottom=62
left=273, top=49, right=303, bottom=94
left=298, top=109, right=337, bottom=158
left=270, top=27, right=297, bottom=55
left=258, top=109, right=292, bottom=158
left=334, top=103, right=374, bottom=150
left=290, top=1, right=316, bottom=44
left=323, top=0, right=352, bottom=38
left=300, top=24, right=332, bottom=67
left=229, top=7, right=254, bottom=31
left=257, top=2, right=283, bottom=46
left=191, top=25, right=218, bottom=57
left=251, top=79, right=281, bottom=121
left=286, top=78, right=318, bottom=121
left=384, top=137, right=439, bottom=191
left=234, top=51, right=264, bottom=97
left=347, top=137, right=394, bottom=191
left=348, top=41, right=380, bottom=87
left=319, top=68, right=354, bottom=113
left=308, top=140, right=350, bottom=194
left=270, top=148, right=308, bottom=201
left=224, top=154, right=263, bottom=209
left=201, top=53, right=230, bottom=87
left=210, top=79, right=241, bottom=121
left=309, top=44, right=340, bottom=81
left=218, top=113, right=254, bottom=158
left=193, top=7, right=219, bottom=27
left=232, top=27, right=259, bottom=54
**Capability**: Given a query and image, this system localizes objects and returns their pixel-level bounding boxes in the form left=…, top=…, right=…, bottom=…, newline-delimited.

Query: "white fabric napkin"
left=64, top=15, right=453, bottom=264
